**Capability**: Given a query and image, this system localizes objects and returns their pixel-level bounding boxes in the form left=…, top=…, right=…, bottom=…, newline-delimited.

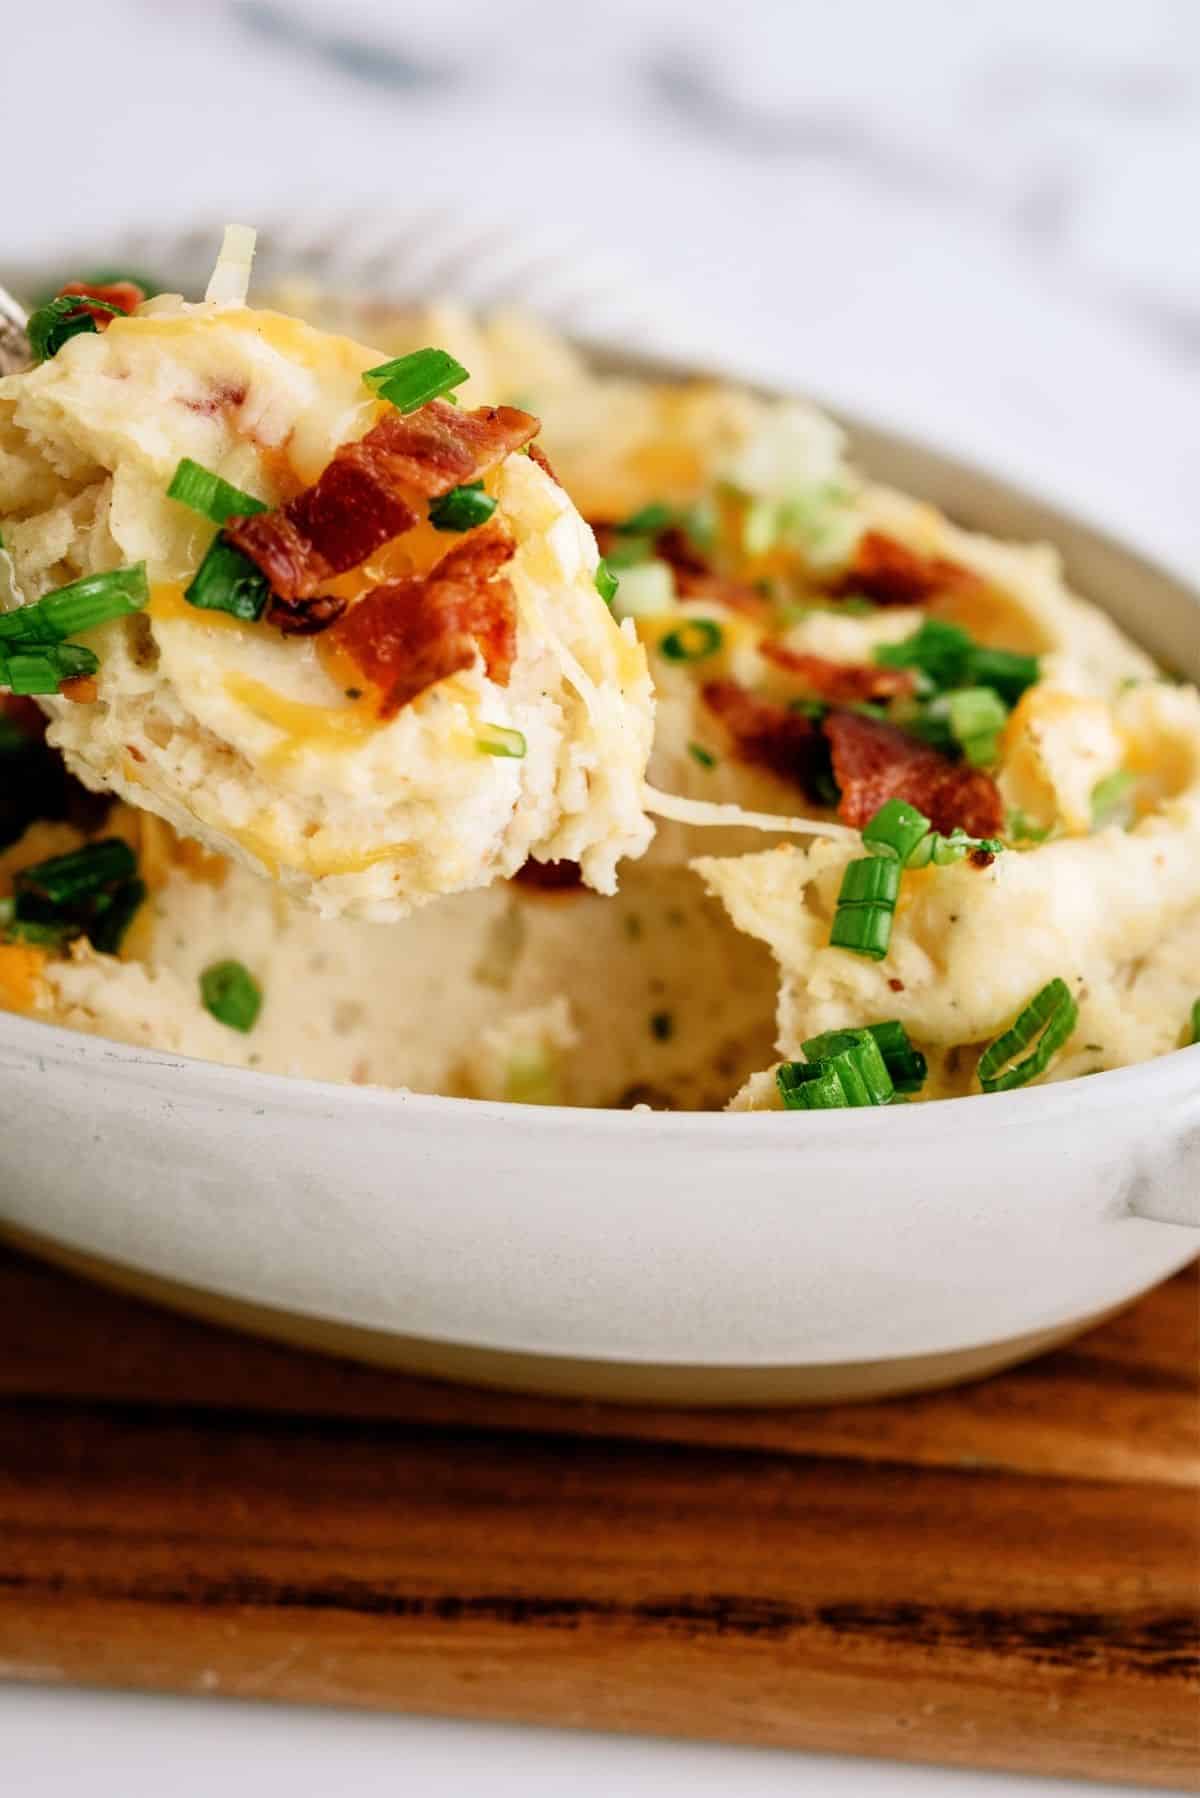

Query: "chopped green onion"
left=14, top=837, right=136, bottom=908
left=976, top=978, right=1078, bottom=1093
left=776, top=1036, right=893, bottom=1110
left=659, top=618, right=723, bottom=663
left=905, top=828, right=1003, bottom=869
left=3, top=643, right=100, bottom=694
left=877, top=619, right=973, bottom=691
left=799, top=1027, right=894, bottom=1105
left=167, top=458, right=267, bottom=525
left=877, top=620, right=1039, bottom=706
left=688, top=741, right=717, bottom=769
left=604, top=535, right=655, bottom=569
left=611, top=561, right=675, bottom=618
left=1090, top=769, right=1136, bottom=830
left=594, top=559, right=619, bottom=605
left=967, top=646, right=1040, bottom=707
left=948, top=686, right=1008, bottom=767
left=776, top=1058, right=849, bottom=1110
left=184, top=536, right=270, bottom=622
left=862, top=798, right=931, bottom=864
left=476, top=723, right=527, bottom=759
left=1189, top=1000, right=1200, bottom=1047
left=0, top=565, right=148, bottom=645
left=27, top=294, right=123, bottom=363
left=362, top=348, right=469, bottom=413
left=865, top=1020, right=928, bottom=1093
left=1007, top=809, right=1051, bottom=844
left=429, top=481, right=497, bottom=532
left=742, top=498, right=779, bottom=559
left=830, top=855, right=901, bottom=960
left=88, top=878, right=146, bottom=954
left=200, top=959, right=262, bottom=1033
left=615, top=502, right=675, bottom=536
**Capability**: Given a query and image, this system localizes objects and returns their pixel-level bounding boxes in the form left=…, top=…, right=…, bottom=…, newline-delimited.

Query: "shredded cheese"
left=205, top=225, right=258, bottom=308
left=643, top=783, right=859, bottom=841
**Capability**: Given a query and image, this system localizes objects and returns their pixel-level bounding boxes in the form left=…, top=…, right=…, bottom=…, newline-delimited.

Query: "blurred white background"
left=9, top=0, right=1200, bottom=566
left=4, top=3, right=1196, bottom=1793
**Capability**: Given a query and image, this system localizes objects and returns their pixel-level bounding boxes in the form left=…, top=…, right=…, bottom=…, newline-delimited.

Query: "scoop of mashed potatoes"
left=0, top=299, right=654, bottom=920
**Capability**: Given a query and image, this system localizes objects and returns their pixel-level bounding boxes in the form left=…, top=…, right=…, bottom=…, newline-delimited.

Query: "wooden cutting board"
left=0, top=1244, right=1196, bottom=1789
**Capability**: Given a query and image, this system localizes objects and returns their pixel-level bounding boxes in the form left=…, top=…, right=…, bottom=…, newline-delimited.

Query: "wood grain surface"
left=0, top=1246, right=1196, bottom=1788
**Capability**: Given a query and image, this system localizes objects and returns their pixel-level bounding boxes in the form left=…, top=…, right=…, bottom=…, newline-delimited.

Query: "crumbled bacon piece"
left=56, top=281, right=145, bottom=328
left=329, top=526, right=517, bottom=718
left=59, top=676, right=98, bottom=704
left=834, top=530, right=978, bottom=607
left=527, top=441, right=562, bottom=487
left=512, top=858, right=585, bottom=893
left=701, top=680, right=823, bottom=792
left=226, top=398, right=537, bottom=603
left=267, top=592, right=349, bottom=637
left=654, top=525, right=710, bottom=578
left=675, top=569, right=772, bottom=619
left=759, top=641, right=915, bottom=703
left=823, top=709, right=1004, bottom=838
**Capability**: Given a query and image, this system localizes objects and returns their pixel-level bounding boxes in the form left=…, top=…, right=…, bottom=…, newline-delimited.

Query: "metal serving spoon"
left=0, top=286, right=30, bottom=375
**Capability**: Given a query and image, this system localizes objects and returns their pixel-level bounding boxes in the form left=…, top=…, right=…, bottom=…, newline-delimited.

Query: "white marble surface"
left=3, top=3, right=1196, bottom=1793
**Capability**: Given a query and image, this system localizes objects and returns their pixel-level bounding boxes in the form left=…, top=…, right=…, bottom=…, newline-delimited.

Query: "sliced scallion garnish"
left=865, top=1020, right=928, bottom=1093
left=877, top=620, right=1039, bottom=706
left=476, top=723, right=527, bottom=759
left=27, top=294, right=124, bottom=363
left=616, top=501, right=675, bottom=535
left=14, top=837, right=137, bottom=908
left=167, top=458, right=267, bottom=525
left=428, top=481, right=496, bottom=533
left=3, top=643, right=100, bottom=694
left=829, top=856, right=901, bottom=960
left=948, top=686, right=1008, bottom=767
left=659, top=618, right=723, bottom=663
left=862, top=798, right=931, bottom=864
left=976, top=978, right=1077, bottom=1093
left=594, top=559, right=619, bottom=605
left=0, top=564, right=148, bottom=645
left=1190, top=1000, right=1200, bottom=1047
left=688, top=741, right=717, bottom=769
left=88, top=877, right=147, bottom=954
left=1090, top=768, right=1136, bottom=830
left=184, top=536, right=270, bottom=622
left=362, top=348, right=469, bottom=413
left=200, top=960, right=262, bottom=1033
left=799, top=1027, right=894, bottom=1105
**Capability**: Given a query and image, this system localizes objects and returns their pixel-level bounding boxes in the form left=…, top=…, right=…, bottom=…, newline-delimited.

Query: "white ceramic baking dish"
left=0, top=240, right=1195, bottom=1401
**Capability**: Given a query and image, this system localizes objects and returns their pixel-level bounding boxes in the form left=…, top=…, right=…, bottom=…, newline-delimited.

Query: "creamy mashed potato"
left=0, top=274, right=1196, bottom=1110
left=0, top=299, right=654, bottom=920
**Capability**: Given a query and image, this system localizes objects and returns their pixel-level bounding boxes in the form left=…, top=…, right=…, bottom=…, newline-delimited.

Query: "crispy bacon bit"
left=56, top=281, right=145, bottom=328
left=654, top=526, right=710, bottom=577
left=675, top=569, right=772, bottom=619
left=512, top=858, right=585, bottom=894
left=267, top=592, right=349, bottom=637
left=834, top=530, right=978, bottom=607
left=329, top=526, right=517, bottom=719
left=0, top=695, right=48, bottom=741
left=702, top=680, right=823, bottom=792
left=823, top=709, right=1004, bottom=838
left=759, top=641, right=915, bottom=703
left=59, top=676, right=98, bottom=704
left=357, top=399, right=539, bottom=500
left=526, top=441, right=562, bottom=487
left=227, top=398, right=538, bottom=604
